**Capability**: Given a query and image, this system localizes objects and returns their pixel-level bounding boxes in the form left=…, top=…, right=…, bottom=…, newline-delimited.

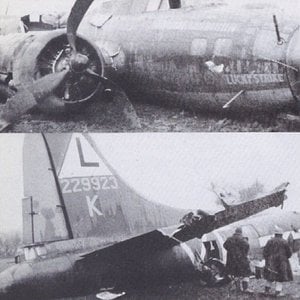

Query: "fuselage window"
left=169, top=0, right=181, bottom=9
left=191, top=38, right=207, bottom=56
left=213, top=38, right=233, bottom=57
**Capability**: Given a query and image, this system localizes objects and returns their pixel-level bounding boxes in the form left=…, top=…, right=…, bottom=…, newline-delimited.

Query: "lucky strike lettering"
left=223, top=73, right=285, bottom=85
left=221, top=59, right=286, bottom=85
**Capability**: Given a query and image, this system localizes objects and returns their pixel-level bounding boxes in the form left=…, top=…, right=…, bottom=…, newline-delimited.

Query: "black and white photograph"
left=0, top=0, right=300, bottom=132
left=1, top=0, right=300, bottom=300
left=0, top=133, right=300, bottom=299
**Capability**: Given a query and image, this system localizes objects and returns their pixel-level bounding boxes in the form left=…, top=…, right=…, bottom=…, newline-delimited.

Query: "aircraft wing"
left=80, top=182, right=288, bottom=266
left=173, top=182, right=289, bottom=241
left=80, top=227, right=180, bottom=264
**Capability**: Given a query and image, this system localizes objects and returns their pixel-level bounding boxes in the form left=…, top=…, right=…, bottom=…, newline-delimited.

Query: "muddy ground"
left=122, top=276, right=300, bottom=300
left=4, top=98, right=300, bottom=133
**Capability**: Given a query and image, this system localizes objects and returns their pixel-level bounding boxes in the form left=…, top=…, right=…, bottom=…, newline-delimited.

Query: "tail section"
left=54, top=133, right=185, bottom=240
left=23, top=133, right=185, bottom=244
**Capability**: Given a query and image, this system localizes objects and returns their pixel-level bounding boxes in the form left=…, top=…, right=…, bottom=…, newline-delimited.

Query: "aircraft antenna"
left=273, top=15, right=285, bottom=45
left=259, top=56, right=298, bottom=72
left=41, top=133, right=74, bottom=240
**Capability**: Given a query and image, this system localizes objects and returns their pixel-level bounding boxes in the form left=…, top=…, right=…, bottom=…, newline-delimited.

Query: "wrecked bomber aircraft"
left=0, top=133, right=295, bottom=299
left=0, top=0, right=300, bottom=130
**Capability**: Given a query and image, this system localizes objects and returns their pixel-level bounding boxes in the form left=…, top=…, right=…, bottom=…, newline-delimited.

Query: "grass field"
left=0, top=257, right=14, bottom=272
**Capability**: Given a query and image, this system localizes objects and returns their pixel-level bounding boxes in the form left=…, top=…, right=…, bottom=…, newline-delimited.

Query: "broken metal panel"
left=23, top=134, right=69, bottom=245
left=173, top=183, right=288, bottom=242
left=214, top=186, right=288, bottom=229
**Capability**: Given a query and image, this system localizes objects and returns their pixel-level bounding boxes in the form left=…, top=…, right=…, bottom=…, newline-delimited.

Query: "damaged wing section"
left=79, top=183, right=289, bottom=277
left=81, top=228, right=179, bottom=263
left=173, top=182, right=289, bottom=242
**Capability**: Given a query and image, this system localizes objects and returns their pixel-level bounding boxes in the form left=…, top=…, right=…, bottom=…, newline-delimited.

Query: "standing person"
left=223, top=227, right=252, bottom=293
left=263, top=226, right=293, bottom=296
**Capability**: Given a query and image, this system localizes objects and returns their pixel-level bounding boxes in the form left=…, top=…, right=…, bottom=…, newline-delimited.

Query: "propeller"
left=0, top=0, right=140, bottom=131
left=99, top=77, right=141, bottom=129
left=67, top=0, right=94, bottom=52
left=0, top=71, right=68, bottom=131
left=0, top=0, right=94, bottom=131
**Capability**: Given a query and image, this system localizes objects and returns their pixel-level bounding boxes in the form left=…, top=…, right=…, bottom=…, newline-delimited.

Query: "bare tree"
left=0, top=232, right=22, bottom=258
left=210, top=180, right=265, bottom=206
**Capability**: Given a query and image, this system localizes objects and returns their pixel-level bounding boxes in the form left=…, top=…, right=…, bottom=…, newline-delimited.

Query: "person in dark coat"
left=263, top=226, right=293, bottom=296
left=223, top=227, right=252, bottom=292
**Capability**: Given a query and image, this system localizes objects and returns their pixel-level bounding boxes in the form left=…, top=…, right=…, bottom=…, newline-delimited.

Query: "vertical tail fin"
left=24, top=133, right=185, bottom=244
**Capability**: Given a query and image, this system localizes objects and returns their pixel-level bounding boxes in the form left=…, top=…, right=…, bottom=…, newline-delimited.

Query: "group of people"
left=223, top=226, right=293, bottom=296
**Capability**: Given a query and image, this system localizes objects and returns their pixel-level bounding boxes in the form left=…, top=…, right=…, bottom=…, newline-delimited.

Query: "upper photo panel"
left=0, top=0, right=300, bottom=132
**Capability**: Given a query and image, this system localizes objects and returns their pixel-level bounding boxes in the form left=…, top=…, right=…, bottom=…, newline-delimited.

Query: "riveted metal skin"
left=77, top=6, right=300, bottom=112
left=1, top=6, right=300, bottom=113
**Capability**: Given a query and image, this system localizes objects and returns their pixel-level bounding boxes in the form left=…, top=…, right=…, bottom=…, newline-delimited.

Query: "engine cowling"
left=0, top=30, right=113, bottom=111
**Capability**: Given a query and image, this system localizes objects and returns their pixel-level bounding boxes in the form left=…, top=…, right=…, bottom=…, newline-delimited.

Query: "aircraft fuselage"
left=79, top=7, right=300, bottom=111
left=0, top=237, right=203, bottom=300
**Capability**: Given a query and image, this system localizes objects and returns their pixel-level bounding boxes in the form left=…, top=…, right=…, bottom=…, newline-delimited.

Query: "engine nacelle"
left=0, top=30, right=113, bottom=110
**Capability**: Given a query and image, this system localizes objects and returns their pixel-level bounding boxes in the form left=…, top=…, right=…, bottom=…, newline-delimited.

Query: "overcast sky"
left=1, top=133, right=300, bottom=235
left=0, top=0, right=299, bottom=16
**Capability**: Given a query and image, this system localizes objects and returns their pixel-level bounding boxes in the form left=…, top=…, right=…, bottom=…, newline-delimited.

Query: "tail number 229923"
left=60, top=176, right=119, bottom=194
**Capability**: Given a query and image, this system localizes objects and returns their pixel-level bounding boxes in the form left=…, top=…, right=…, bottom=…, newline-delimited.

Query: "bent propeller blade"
left=0, top=71, right=68, bottom=131
left=100, top=77, right=141, bottom=129
left=67, top=0, right=94, bottom=51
